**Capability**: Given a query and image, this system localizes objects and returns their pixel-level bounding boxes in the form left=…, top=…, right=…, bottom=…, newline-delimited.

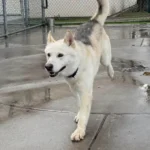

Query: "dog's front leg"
left=74, top=93, right=81, bottom=123
left=67, top=83, right=81, bottom=123
left=71, top=89, right=92, bottom=141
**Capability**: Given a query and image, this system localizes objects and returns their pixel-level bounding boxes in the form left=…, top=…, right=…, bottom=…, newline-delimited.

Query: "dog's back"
left=74, top=0, right=109, bottom=46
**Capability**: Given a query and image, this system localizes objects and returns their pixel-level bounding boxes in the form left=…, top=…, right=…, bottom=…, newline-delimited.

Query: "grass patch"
left=54, top=17, right=89, bottom=25
left=106, top=21, right=150, bottom=24
left=54, top=17, right=150, bottom=26
left=117, top=11, right=150, bottom=18
left=28, top=17, right=150, bottom=26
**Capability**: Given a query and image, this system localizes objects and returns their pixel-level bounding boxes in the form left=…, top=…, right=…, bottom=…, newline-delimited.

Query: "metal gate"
left=0, top=0, right=48, bottom=38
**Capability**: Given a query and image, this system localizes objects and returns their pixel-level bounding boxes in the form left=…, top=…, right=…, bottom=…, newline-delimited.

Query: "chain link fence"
left=109, top=0, right=150, bottom=22
left=44, top=0, right=150, bottom=25
left=0, top=0, right=47, bottom=38
left=0, top=0, right=150, bottom=37
left=0, top=1, right=4, bottom=36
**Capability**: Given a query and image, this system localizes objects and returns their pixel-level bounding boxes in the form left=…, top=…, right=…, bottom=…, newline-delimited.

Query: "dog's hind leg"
left=101, top=35, right=114, bottom=79
left=101, top=51, right=114, bottom=79
left=107, top=63, right=114, bottom=79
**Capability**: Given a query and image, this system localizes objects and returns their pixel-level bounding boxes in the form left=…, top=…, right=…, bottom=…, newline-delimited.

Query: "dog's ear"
left=64, top=31, right=75, bottom=47
left=47, top=31, right=55, bottom=44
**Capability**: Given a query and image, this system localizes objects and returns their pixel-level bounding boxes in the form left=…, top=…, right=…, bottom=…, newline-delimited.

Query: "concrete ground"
left=0, top=25, right=150, bottom=150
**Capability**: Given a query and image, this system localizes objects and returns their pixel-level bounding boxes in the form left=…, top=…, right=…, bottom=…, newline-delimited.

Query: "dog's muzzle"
left=46, top=66, right=66, bottom=77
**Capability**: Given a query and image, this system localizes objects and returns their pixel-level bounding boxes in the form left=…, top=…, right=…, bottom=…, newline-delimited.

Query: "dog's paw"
left=107, top=64, right=114, bottom=80
left=71, top=128, right=85, bottom=142
left=74, top=112, right=80, bottom=123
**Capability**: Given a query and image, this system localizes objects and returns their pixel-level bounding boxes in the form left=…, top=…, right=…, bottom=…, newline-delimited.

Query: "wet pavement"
left=91, top=115, right=150, bottom=150
left=1, top=24, right=150, bottom=48
left=0, top=25, right=150, bottom=150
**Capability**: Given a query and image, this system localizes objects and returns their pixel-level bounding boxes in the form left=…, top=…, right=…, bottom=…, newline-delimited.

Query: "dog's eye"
left=57, top=53, right=64, bottom=58
left=47, top=53, right=51, bottom=57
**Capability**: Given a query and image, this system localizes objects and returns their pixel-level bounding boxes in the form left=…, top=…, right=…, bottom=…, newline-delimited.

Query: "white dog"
left=45, top=0, right=114, bottom=142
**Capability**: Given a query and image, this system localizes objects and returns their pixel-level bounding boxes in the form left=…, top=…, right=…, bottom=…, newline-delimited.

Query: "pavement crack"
left=88, top=115, right=108, bottom=150
left=140, top=38, right=144, bottom=47
left=0, top=102, right=75, bottom=115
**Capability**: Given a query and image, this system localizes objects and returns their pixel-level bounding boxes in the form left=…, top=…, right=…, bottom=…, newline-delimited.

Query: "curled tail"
left=91, top=0, right=110, bottom=26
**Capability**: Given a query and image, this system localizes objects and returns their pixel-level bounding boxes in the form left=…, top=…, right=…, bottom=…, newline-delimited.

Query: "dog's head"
left=44, top=31, right=79, bottom=77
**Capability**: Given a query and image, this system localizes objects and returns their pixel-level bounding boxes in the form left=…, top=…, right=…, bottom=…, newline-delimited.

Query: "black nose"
left=45, top=64, right=53, bottom=71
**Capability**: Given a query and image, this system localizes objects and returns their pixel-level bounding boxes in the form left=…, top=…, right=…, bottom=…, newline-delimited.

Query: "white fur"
left=91, top=0, right=110, bottom=26
left=44, top=0, right=114, bottom=142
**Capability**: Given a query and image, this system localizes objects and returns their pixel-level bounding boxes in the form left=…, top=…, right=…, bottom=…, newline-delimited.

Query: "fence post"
left=137, top=0, right=145, bottom=12
left=148, top=0, right=150, bottom=13
left=41, top=0, right=46, bottom=23
left=2, top=0, right=8, bottom=37
left=24, top=0, right=29, bottom=27
left=20, top=0, right=24, bottom=22
left=48, top=18, right=55, bottom=33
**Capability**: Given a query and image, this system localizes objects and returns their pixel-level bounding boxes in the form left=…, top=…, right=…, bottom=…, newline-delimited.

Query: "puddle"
left=98, top=57, right=150, bottom=101
left=112, top=58, right=147, bottom=72
left=132, top=25, right=150, bottom=39
left=1, top=57, right=149, bottom=100
left=113, top=58, right=150, bottom=101
left=0, top=57, right=150, bottom=120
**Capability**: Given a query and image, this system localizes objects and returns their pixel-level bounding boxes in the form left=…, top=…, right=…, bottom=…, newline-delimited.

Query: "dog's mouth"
left=49, top=66, right=66, bottom=77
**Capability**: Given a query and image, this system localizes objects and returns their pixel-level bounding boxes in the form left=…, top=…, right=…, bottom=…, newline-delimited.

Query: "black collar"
left=67, top=68, right=78, bottom=78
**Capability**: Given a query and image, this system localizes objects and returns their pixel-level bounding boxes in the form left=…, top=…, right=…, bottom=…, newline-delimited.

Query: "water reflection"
left=0, top=25, right=150, bottom=48
left=132, top=26, right=150, bottom=39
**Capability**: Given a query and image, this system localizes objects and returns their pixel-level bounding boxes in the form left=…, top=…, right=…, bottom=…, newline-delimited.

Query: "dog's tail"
left=91, top=0, right=109, bottom=26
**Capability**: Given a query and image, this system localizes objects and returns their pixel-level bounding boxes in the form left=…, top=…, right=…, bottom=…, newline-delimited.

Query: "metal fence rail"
left=0, top=0, right=48, bottom=38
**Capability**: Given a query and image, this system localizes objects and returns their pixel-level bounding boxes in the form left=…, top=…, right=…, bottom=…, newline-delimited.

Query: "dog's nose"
left=45, top=64, right=53, bottom=71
